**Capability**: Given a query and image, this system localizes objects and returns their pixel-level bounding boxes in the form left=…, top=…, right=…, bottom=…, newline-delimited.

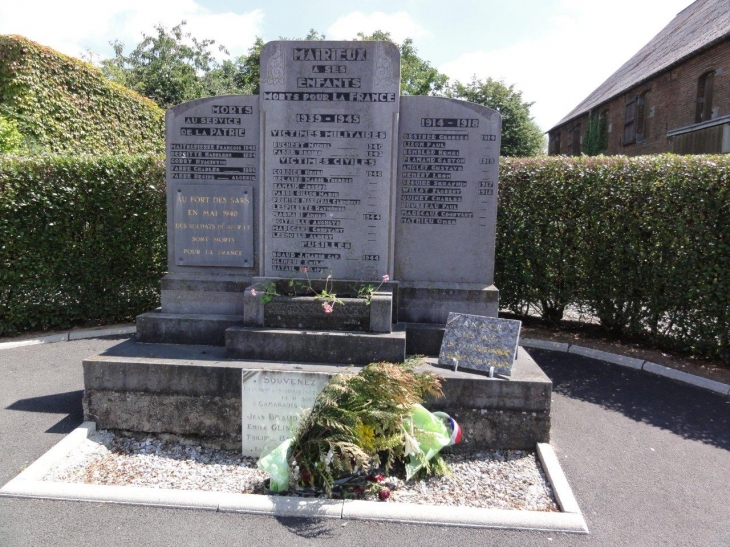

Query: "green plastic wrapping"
left=404, top=404, right=452, bottom=480
left=257, top=438, right=292, bottom=492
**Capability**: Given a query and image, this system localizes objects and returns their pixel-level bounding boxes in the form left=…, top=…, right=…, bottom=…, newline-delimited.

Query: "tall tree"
left=448, top=77, right=544, bottom=157
left=355, top=31, right=448, bottom=96
left=101, top=21, right=238, bottom=108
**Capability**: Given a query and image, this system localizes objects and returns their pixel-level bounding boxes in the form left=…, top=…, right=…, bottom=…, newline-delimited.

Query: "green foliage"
left=448, top=77, right=544, bottom=157
left=0, top=35, right=164, bottom=154
left=101, top=22, right=252, bottom=109
left=582, top=114, right=607, bottom=156
left=0, top=115, right=23, bottom=153
left=2, top=153, right=727, bottom=362
left=288, top=360, right=443, bottom=494
left=0, top=154, right=166, bottom=335
left=356, top=31, right=449, bottom=96
left=497, top=155, right=730, bottom=361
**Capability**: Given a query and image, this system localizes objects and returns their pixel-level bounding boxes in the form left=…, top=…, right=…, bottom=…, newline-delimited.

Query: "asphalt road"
left=1, top=337, right=729, bottom=546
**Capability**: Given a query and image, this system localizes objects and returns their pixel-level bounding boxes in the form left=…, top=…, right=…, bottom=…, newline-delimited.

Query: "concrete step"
left=226, top=326, right=406, bottom=365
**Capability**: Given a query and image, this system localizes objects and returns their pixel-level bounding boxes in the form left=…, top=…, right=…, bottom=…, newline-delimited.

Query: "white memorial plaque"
left=241, top=369, right=330, bottom=457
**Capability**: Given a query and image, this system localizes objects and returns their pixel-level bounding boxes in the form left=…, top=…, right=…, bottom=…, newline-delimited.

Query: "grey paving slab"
left=2, top=479, right=221, bottom=510
left=341, top=500, right=586, bottom=533
left=567, top=344, right=645, bottom=369
left=0, top=333, right=69, bottom=350
left=218, top=493, right=343, bottom=518
left=536, top=443, right=581, bottom=514
left=643, top=361, right=730, bottom=395
left=68, top=327, right=136, bottom=341
left=520, top=338, right=570, bottom=352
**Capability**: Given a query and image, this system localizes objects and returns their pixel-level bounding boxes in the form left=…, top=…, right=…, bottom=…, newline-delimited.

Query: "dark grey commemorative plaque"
left=395, top=96, right=501, bottom=285
left=173, top=184, right=254, bottom=267
left=260, top=41, right=401, bottom=281
left=166, top=95, right=259, bottom=270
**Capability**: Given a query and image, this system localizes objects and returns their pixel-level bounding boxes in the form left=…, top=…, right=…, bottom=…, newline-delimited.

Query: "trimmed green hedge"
left=498, top=155, right=730, bottom=361
left=0, top=35, right=164, bottom=154
left=1, top=153, right=728, bottom=362
left=0, top=154, right=165, bottom=334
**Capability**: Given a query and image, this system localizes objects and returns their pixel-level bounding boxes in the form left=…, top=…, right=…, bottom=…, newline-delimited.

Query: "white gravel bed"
left=43, top=431, right=558, bottom=511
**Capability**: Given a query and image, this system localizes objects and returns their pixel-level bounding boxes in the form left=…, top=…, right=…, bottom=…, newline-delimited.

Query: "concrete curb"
left=521, top=338, right=730, bottom=397
left=0, top=326, right=136, bottom=351
left=0, top=423, right=588, bottom=533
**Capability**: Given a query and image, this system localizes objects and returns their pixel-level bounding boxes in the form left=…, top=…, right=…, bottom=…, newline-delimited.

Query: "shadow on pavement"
left=5, top=390, right=83, bottom=434
left=273, top=516, right=336, bottom=539
left=530, top=349, right=730, bottom=451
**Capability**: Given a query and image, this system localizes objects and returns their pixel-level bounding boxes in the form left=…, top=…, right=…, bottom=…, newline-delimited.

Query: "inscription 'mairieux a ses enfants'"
left=167, top=96, right=259, bottom=269
left=260, top=42, right=401, bottom=280
left=395, top=96, right=501, bottom=285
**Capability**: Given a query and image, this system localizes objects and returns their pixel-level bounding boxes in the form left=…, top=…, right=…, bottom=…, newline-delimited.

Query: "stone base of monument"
left=159, top=273, right=251, bottom=316
left=136, top=310, right=244, bottom=346
left=397, top=282, right=499, bottom=324
left=226, top=327, right=407, bottom=364
left=82, top=339, right=550, bottom=451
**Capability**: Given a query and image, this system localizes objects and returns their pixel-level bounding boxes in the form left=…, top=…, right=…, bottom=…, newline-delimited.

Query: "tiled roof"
left=551, top=0, right=730, bottom=130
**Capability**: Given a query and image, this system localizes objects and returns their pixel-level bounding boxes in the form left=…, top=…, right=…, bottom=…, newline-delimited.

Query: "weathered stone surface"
left=84, top=389, right=241, bottom=440
left=260, top=41, right=401, bottom=281
left=438, top=313, right=521, bottom=376
left=226, top=327, right=406, bottom=365
left=166, top=95, right=260, bottom=275
left=136, top=310, right=242, bottom=346
left=82, top=341, right=550, bottom=451
left=264, top=297, right=370, bottom=331
left=241, top=370, right=330, bottom=457
left=444, top=408, right=550, bottom=451
left=405, top=323, right=445, bottom=356
left=395, top=96, right=501, bottom=285
left=397, top=282, right=498, bottom=323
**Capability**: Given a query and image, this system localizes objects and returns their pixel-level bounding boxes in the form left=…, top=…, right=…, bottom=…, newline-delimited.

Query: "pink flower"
left=382, top=274, right=390, bottom=282
left=250, top=289, right=257, bottom=297
left=301, top=267, right=308, bottom=273
left=323, top=303, right=333, bottom=314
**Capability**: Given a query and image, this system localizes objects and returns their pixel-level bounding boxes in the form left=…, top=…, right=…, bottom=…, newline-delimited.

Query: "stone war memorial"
left=83, top=41, right=551, bottom=454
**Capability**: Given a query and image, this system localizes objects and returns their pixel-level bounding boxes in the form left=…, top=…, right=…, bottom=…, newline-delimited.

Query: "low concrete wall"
left=83, top=340, right=551, bottom=451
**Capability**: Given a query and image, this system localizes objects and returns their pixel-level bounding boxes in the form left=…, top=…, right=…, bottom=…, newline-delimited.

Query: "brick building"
left=548, top=0, right=730, bottom=156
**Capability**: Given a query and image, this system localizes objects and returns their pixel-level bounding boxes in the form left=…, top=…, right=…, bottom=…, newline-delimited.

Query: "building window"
left=571, top=124, right=581, bottom=155
left=696, top=71, right=715, bottom=123
left=550, top=132, right=561, bottom=155
left=599, top=109, right=609, bottom=150
left=636, top=91, right=651, bottom=141
left=624, top=95, right=637, bottom=144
